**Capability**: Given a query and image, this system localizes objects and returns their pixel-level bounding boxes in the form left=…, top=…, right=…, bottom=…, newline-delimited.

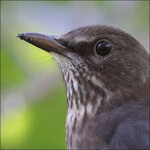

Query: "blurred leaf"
left=1, top=49, right=26, bottom=90
left=134, top=1, right=149, bottom=30
left=2, top=86, right=67, bottom=149
left=1, top=111, right=30, bottom=148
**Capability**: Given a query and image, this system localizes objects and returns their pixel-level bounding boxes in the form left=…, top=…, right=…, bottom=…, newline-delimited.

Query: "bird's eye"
left=95, top=41, right=112, bottom=55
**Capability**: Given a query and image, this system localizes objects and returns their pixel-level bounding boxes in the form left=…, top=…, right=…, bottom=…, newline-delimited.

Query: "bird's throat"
left=52, top=53, right=109, bottom=149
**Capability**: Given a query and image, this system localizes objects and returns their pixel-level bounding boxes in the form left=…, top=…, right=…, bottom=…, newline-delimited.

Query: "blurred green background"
left=1, top=1, right=149, bottom=149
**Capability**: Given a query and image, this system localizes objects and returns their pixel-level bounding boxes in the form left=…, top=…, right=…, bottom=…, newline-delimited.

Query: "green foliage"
left=1, top=49, right=26, bottom=89
left=2, top=86, right=67, bottom=149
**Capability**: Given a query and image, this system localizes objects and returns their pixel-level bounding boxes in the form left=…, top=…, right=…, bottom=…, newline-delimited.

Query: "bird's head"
left=18, top=25, right=149, bottom=108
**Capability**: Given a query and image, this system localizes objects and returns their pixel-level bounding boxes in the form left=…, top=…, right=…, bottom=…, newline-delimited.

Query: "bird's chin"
left=51, top=52, right=69, bottom=64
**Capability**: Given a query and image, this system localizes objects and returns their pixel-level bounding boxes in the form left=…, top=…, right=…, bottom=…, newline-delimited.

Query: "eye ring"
left=94, top=40, right=112, bottom=56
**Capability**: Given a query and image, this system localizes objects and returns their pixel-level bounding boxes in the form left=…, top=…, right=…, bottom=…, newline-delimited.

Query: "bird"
left=17, top=25, right=149, bottom=149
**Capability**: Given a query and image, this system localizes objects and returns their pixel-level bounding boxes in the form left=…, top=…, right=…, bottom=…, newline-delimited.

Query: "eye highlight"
left=95, top=40, right=112, bottom=56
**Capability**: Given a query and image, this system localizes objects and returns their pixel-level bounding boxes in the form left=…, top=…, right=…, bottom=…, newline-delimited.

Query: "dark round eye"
left=96, top=41, right=112, bottom=55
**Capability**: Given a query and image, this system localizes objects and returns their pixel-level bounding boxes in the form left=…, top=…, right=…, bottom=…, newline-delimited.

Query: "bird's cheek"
left=88, top=56, right=108, bottom=68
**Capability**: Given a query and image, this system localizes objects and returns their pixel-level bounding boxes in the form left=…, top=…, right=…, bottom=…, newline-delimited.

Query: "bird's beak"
left=17, top=32, right=68, bottom=56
